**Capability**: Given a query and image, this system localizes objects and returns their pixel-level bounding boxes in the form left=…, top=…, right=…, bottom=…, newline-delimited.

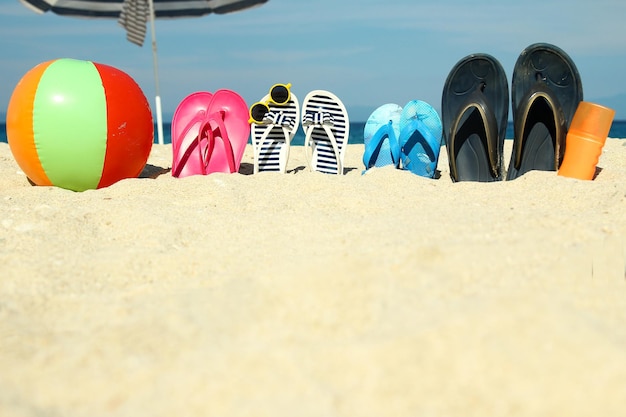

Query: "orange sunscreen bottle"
left=558, top=101, right=615, bottom=180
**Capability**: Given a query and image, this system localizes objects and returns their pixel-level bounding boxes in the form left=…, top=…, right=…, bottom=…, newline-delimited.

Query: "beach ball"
left=6, top=58, right=153, bottom=192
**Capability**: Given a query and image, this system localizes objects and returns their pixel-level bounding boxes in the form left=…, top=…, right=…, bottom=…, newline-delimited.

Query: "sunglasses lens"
left=250, top=103, right=269, bottom=122
left=270, top=85, right=290, bottom=104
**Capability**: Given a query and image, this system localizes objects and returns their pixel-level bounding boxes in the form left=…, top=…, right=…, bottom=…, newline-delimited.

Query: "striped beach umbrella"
left=18, top=0, right=270, bottom=144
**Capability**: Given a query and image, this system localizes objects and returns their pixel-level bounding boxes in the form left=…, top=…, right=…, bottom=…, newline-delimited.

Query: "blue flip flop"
left=362, top=103, right=403, bottom=172
left=398, top=100, right=443, bottom=178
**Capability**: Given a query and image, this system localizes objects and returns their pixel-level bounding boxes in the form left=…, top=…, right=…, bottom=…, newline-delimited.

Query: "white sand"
left=1, top=139, right=625, bottom=417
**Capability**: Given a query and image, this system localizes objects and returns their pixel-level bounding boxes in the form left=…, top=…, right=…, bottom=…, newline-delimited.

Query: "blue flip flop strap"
left=399, top=117, right=439, bottom=167
left=362, top=121, right=400, bottom=168
left=449, top=90, right=499, bottom=177
left=512, top=82, right=567, bottom=170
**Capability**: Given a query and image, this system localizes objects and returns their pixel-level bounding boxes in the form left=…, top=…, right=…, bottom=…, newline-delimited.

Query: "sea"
left=2, top=121, right=626, bottom=145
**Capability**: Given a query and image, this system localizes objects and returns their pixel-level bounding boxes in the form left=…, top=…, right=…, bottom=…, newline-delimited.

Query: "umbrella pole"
left=148, top=0, right=164, bottom=145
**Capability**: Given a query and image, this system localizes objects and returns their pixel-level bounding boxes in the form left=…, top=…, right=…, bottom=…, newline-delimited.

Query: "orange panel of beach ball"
left=6, top=58, right=153, bottom=191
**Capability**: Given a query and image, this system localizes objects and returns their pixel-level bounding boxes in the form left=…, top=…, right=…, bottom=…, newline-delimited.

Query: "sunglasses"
left=248, top=83, right=292, bottom=123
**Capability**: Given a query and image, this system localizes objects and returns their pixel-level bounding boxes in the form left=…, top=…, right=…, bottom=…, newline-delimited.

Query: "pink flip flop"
left=171, top=91, right=213, bottom=178
left=202, top=89, right=250, bottom=174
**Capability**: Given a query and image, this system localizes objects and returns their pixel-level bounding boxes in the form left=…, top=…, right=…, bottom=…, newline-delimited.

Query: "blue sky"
left=2, top=0, right=626, bottom=122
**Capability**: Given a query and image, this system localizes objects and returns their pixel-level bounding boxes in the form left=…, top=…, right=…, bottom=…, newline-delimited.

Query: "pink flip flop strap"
left=199, top=110, right=237, bottom=173
left=197, top=119, right=215, bottom=175
left=171, top=111, right=207, bottom=177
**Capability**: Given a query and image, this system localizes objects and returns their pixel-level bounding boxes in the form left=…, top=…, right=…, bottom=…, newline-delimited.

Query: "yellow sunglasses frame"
left=248, top=83, right=292, bottom=124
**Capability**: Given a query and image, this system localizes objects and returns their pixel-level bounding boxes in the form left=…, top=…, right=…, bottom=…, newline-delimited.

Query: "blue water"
left=2, top=121, right=626, bottom=145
